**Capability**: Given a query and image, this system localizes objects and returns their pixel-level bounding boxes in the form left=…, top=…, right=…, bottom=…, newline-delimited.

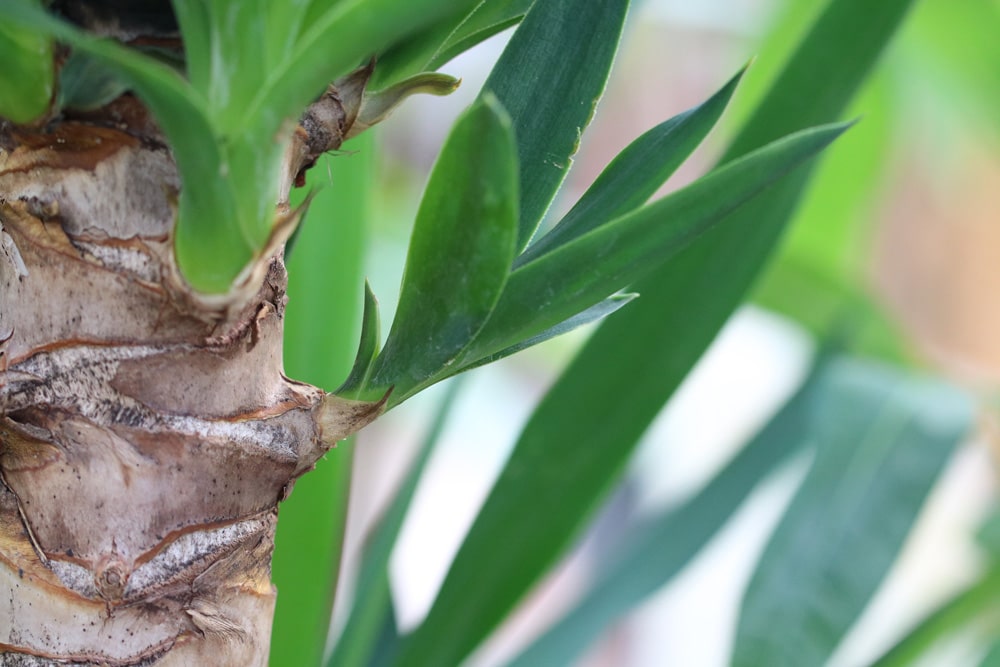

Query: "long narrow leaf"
left=732, top=360, right=972, bottom=667
left=465, top=123, right=849, bottom=363
left=518, top=64, right=748, bottom=266
left=482, top=0, right=630, bottom=251
left=271, top=139, right=375, bottom=667
left=394, top=2, right=915, bottom=666
left=368, top=95, right=518, bottom=403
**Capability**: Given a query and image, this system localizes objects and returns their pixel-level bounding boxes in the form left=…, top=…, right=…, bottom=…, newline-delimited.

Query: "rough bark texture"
left=0, top=87, right=376, bottom=664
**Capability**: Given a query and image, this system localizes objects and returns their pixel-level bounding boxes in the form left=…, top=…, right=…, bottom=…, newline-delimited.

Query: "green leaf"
left=326, top=380, right=463, bottom=667
left=507, top=355, right=828, bottom=667
left=870, top=566, right=1000, bottom=667
left=732, top=360, right=972, bottom=667
left=427, top=0, right=534, bottom=71
left=0, top=3, right=53, bottom=124
left=518, top=64, right=748, bottom=266
left=367, top=95, right=518, bottom=403
left=338, top=281, right=382, bottom=395
left=56, top=51, right=127, bottom=112
left=482, top=0, right=630, bottom=251
left=270, top=137, right=375, bottom=667
left=371, top=0, right=533, bottom=91
left=455, top=293, right=636, bottom=374
left=393, top=1, right=914, bottom=665
left=464, top=122, right=850, bottom=363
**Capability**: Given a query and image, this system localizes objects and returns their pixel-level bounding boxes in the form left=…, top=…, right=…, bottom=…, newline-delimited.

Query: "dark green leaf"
left=508, top=355, right=828, bottom=667
left=465, top=122, right=849, bottom=363
left=56, top=51, right=127, bottom=111
left=326, top=380, right=462, bottom=667
left=338, top=281, right=382, bottom=395
left=518, top=64, right=748, bottom=266
left=368, top=95, right=518, bottom=403
left=482, top=0, right=630, bottom=251
left=732, top=360, right=972, bottom=667
left=455, top=293, right=636, bottom=374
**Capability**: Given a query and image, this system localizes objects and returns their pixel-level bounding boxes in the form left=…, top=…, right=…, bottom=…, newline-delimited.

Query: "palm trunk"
left=0, top=94, right=375, bottom=663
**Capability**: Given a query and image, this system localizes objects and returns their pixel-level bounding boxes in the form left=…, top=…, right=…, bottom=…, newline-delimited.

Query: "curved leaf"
left=367, top=95, right=518, bottom=402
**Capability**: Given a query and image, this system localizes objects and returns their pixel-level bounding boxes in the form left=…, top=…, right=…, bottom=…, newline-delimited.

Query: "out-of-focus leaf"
left=464, top=123, right=849, bottom=363
left=871, top=507, right=1000, bottom=667
left=732, top=359, right=972, bottom=667
left=394, top=2, right=914, bottom=666
left=519, top=64, right=748, bottom=266
left=507, top=355, right=829, bottom=667
left=326, top=380, right=462, bottom=667
left=0, top=6, right=53, bottom=124
left=56, top=51, right=127, bottom=111
left=482, top=0, right=629, bottom=251
left=367, top=95, right=518, bottom=403
left=869, top=567, right=1000, bottom=667
left=271, top=136, right=375, bottom=667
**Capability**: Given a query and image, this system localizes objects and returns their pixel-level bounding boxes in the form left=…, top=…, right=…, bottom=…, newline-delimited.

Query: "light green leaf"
left=0, top=2, right=53, bottom=124
left=732, top=360, right=972, bottom=667
left=482, top=0, right=630, bottom=251
left=271, top=137, right=375, bottom=667
left=367, top=95, right=518, bottom=403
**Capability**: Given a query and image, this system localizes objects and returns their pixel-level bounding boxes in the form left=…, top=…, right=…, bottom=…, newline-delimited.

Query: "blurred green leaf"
left=393, top=1, right=914, bottom=666
left=465, top=122, right=849, bottom=364
left=733, top=359, right=972, bottom=667
left=327, top=380, right=462, bottom=667
left=271, top=136, right=375, bottom=667
left=508, top=355, right=829, bottom=667
left=56, top=51, right=127, bottom=111
left=0, top=2, right=53, bottom=124
left=483, top=0, right=629, bottom=251
left=367, top=95, right=518, bottom=403
left=870, top=567, right=1000, bottom=667
left=519, top=64, right=748, bottom=266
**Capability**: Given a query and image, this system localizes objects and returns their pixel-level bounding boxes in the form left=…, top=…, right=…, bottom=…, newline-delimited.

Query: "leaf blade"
left=732, top=360, right=972, bottom=667
left=482, top=0, right=630, bottom=251
left=367, top=95, right=518, bottom=402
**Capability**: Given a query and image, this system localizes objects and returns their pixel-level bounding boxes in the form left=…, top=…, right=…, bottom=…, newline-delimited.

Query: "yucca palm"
left=1, top=1, right=982, bottom=666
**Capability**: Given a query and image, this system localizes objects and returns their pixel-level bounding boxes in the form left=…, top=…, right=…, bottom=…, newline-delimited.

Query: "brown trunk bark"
left=0, top=98, right=377, bottom=664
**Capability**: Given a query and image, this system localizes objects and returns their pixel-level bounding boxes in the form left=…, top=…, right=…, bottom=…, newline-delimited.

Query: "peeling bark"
left=0, top=89, right=378, bottom=664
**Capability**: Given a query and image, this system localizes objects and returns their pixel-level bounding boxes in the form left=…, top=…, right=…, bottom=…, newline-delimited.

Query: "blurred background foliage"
left=273, top=0, right=1000, bottom=665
